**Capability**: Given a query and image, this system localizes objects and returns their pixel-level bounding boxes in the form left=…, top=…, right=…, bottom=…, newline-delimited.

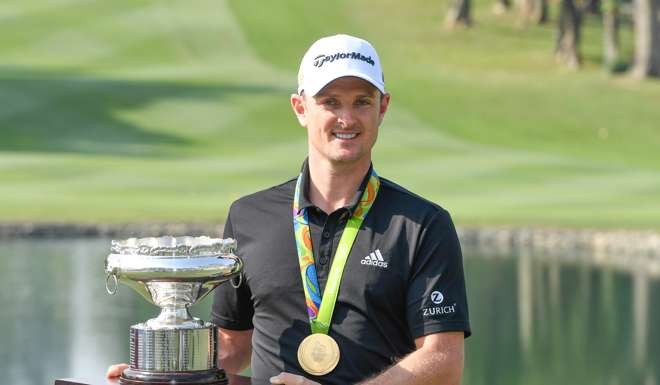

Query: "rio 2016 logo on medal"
left=105, top=236, right=242, bottom=385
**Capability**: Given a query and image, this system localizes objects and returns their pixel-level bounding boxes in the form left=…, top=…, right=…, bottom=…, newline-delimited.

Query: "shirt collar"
left=297, top=158, right=373, bottom=215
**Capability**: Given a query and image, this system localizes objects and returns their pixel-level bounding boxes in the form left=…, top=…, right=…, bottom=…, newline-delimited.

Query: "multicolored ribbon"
left=292, top=168, right=380, bottom=334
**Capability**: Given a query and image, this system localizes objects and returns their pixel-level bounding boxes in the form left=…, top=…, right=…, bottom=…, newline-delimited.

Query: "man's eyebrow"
left=315, top=91, right=377, bottom=98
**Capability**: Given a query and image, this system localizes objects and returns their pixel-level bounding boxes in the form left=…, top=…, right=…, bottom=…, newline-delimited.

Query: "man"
left=108, top=34, right=470, bottom=385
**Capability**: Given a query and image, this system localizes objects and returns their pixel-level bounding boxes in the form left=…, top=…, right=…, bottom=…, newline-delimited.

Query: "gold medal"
left=297, top=333, right=340, bottom=376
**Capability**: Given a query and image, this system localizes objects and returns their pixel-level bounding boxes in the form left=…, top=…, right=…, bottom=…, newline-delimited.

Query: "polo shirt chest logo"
left=360, top=249, right=388, bottom=269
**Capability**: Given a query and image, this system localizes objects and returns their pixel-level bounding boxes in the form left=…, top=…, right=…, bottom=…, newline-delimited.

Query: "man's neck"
left=307, top=156, right=371, bottom=214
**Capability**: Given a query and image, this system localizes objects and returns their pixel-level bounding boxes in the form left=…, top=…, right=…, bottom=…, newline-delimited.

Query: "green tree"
left=518, top=0, right=548, bottom=24
left=602, top=0, right=621, bottom=70
left=492, top=0, right=511, bottom=15
left=445, top=0, right=471, bottom=28
left=556, top=0, right=582, bottom=69
left=631, top=0, right=660, bottom=77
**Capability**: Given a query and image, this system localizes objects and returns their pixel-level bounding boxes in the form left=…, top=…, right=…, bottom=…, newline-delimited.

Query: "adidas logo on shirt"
left=361, top=249, right=388, bottom=269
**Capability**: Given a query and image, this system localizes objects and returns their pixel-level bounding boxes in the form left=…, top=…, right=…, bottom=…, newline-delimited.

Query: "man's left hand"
left=269, top=372, right=321, bottom=385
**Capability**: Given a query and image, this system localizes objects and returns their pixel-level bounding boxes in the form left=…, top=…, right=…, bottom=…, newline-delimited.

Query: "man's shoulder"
left=379, top=177, right=448, bottom=216
left=229, top=177, right=296, bottom=212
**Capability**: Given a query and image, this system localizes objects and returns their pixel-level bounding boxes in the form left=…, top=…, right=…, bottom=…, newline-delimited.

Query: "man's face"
left=291, top=76, right=390, bottom=167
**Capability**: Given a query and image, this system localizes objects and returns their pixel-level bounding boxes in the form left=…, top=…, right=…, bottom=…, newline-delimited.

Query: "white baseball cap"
left=297, top=34, right=385, bottom=96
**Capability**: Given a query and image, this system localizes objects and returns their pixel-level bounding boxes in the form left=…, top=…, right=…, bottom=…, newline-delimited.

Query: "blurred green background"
left=1, top=0, right=659, bottom=228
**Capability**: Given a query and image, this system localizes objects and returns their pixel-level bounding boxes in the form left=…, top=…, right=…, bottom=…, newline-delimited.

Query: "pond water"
left=0, top=238, right=658, bottom=385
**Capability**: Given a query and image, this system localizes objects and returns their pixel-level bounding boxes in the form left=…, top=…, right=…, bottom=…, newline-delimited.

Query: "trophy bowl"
left=105, top=236, right=242, bottom=385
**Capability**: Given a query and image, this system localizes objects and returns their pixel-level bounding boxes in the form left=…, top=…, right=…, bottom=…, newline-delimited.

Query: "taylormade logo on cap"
left=297, top=34, right=385, bottom=96
left=312, top=52, right=376, bottom=68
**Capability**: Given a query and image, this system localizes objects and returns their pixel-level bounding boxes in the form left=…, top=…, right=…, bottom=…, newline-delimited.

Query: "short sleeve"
left=210, top=209, right=255, bottom=330
left=406, top=210, right=471, bottom=339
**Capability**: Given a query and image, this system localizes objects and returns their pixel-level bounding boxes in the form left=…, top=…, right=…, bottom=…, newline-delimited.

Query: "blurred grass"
left=0, top=0, right=659, bottom=228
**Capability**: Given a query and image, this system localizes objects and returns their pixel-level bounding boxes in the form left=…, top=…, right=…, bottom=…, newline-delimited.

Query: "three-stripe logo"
left=360, top=249, right=388, bottom=269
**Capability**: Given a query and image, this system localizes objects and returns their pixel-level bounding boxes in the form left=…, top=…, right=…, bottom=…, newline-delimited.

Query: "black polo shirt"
left=211, top=161, right=470, bottom=385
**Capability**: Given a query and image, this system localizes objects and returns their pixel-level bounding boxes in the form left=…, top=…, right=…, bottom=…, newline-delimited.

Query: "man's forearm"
left=270, top=333, right=464, bottom=385
left=218, top=349, right=250, bottom=374
left=217, top=328, right=252, bottom=374
left=358, top=337, right=464, bottom=385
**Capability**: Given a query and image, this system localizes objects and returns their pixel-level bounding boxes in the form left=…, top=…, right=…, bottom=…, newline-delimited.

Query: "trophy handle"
left=106, top=273, right=118, bottom=295
left=231, top=272, right=243, bottom=289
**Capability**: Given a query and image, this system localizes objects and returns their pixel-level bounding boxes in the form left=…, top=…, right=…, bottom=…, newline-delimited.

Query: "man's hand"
left=269, top=372, right=321, bottom=385
left=105, top=363, right=129, bottom=379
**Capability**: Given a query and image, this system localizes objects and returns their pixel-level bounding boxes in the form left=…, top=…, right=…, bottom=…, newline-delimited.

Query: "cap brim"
left=300, top=70, right=385, bottom=96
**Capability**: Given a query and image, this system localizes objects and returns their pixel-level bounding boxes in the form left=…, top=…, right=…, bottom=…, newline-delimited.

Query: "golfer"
left=108, top=34, right=470, bottom=385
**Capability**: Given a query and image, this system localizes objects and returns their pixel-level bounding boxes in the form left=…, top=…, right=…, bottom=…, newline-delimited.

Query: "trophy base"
left=119, top=368, right=227, bottom=385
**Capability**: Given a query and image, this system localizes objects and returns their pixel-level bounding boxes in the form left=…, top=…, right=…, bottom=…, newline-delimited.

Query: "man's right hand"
left=106, top=363, right=129, bottom=378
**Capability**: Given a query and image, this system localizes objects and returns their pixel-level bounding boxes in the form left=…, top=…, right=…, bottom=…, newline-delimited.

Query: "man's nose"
left=336, top=108, right=357, bottom=128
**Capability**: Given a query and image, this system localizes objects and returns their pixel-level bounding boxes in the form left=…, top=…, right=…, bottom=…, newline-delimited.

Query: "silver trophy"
left=105, top=236, right=242, bottom=385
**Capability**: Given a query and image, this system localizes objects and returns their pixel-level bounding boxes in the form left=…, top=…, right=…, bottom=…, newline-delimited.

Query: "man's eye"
left=322, top=99, right=338, bottom=106
left=355, top=99, right=372, bottom=106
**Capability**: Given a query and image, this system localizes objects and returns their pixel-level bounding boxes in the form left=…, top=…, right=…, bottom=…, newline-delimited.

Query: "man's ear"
left=290, top=93, right=307, bottom=127
left=378, top=93, right=391, bottom=126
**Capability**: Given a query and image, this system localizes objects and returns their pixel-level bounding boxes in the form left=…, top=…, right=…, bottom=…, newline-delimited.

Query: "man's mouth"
left=333, top=132, right=358, bottom=139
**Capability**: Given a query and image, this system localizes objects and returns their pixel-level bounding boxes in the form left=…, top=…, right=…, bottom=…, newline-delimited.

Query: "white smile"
left=334, top=133, right=358, bottom=139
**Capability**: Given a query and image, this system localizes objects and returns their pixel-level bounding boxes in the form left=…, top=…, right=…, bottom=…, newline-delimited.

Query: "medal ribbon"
left=293, top=168, right=380, bottom=334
